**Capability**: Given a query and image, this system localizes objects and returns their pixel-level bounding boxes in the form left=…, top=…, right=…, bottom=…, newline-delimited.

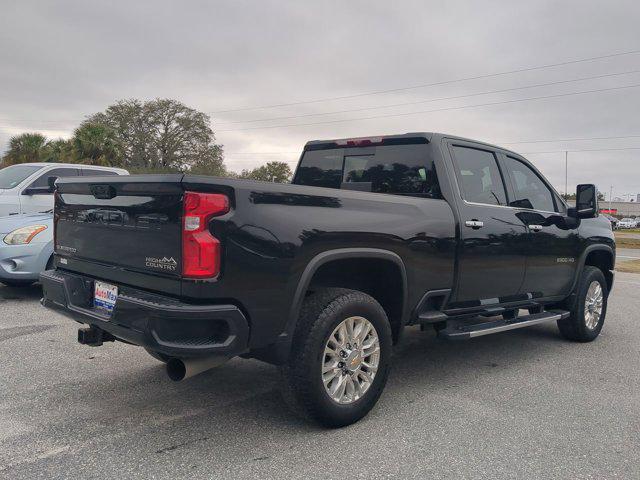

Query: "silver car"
left=0, top=212, right=53, bottom=287
left=0, top=163, right=128, bottom=217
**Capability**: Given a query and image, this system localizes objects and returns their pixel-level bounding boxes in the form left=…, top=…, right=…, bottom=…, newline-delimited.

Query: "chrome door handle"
left=465, top=220, right=484, bottom=229
left=529, top=224, right=543, bottom=232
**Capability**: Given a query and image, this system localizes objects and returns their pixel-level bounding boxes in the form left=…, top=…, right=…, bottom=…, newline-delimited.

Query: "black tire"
left=0, top=280, right=35, bottom=288
left=144, top=348, right=171, bottom=363
left=557, top=266, right=608, bottom=342
left=280, top=288, right=393, bottom=428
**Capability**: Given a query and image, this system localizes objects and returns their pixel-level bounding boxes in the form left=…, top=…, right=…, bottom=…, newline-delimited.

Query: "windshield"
left=0, top=164, right=42, bottom=189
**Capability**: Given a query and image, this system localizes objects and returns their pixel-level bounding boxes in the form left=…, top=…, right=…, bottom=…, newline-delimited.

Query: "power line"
left=211, top=48, right=640, bottom=114
left=501, top=134, right=640, bottom=145
left=522, top=146, right=640, bottom=154
left=216, top=70, right=640, bottom=125
left=217, top=83, right=640, bottom=132
left=2, top=68, right=639, bottom=131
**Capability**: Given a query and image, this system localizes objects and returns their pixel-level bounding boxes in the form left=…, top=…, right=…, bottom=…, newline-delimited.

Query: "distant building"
left=568, top=200, right=640, bottom=217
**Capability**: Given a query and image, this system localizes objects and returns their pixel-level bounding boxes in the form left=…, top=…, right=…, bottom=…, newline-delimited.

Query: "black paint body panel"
left=48, top=133, right=615, bottom=358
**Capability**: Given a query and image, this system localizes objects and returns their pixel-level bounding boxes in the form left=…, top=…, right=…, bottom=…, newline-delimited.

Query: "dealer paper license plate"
left=94, top=281, right=118, bottom=315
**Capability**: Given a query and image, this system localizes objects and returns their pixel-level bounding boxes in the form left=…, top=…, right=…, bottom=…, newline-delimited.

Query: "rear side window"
left=451, top=145, right=507, bottom=206
left=294, top=144, right=441, bottom=198
left=29, top=168, right=79, bottom=188
left=82, top=169, right=118, bottom=176
left=294, top=151, right=343, bottom=189
left=502, top=156, right=556, bottom=212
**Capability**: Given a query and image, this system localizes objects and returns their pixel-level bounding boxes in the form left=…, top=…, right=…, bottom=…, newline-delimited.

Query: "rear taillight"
left=182, top=191, right=229, bottom=278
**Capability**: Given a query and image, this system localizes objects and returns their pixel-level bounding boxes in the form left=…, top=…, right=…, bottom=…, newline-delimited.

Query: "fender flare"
left=284, top=248, right=409, bottom=339
left=569, top=244, right=615, bottom=294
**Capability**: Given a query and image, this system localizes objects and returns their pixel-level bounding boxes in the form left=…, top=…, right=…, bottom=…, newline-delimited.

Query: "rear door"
left=498, top=154, right=580, bottom=298
left=447, top=141, right=528, bottom=306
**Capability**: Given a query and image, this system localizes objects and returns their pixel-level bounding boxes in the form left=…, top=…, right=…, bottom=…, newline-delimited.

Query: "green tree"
left=239, top=161, right=292, bottom=183
left=84, top=98, right=227, bottom=173
left=43, top=138, right=75, bottom=163
left=1, top=133, right=49, bottom=165
left=72, top=122, right=122, bottom=166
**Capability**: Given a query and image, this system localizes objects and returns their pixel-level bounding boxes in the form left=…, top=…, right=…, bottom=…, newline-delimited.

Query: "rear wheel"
left=280, top=288, right=392, bottom=428
left=557, top=266, right=608, bottom=342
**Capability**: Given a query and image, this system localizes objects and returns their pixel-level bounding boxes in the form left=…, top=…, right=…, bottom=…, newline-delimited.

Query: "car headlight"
left=3, top=225, right=48, bottom=245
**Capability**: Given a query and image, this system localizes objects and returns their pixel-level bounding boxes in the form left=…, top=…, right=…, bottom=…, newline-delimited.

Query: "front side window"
left=451, top=145, right=507, bottom=206
left=503, top=156, right=556, bottom=212
left=29, top=168, right=80, bottom=189
left=0, top=165, right=42, bottom=189
left=294, top=143, right=441, bottom=198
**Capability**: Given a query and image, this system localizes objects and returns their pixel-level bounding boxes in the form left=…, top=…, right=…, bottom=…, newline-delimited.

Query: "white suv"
left=0, top=163, right=128, bottom=217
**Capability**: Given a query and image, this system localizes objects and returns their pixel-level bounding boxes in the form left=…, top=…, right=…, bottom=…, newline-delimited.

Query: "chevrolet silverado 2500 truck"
left=40, top=132, right=615, bottom=427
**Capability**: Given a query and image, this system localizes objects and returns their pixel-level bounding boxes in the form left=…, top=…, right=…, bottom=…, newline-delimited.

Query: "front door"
left=20, top=167, right=80, bottom=214
left=447, top=142, right=528, bottom=306
left=499, top=154, right=580, bottom=298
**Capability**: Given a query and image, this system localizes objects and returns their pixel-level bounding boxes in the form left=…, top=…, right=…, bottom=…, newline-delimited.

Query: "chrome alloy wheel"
left=322, top=316, right=381, bottom=404
left=584, top=280, right=604, bottom=330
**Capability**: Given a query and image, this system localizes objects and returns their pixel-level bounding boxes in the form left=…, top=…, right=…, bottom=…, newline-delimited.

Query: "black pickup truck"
left=41, top=132, right=615, bottom=427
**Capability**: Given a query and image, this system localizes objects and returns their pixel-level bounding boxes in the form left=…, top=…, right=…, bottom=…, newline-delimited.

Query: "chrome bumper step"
left=439, top=310, right=570, bottom=340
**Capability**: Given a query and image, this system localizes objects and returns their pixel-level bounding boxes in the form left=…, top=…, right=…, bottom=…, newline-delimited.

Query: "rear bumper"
left=40, top=269, right=249, bottom=358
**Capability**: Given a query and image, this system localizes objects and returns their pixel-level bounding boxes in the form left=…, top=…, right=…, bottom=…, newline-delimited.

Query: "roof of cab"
left=304, top=132, right=525, bottom=158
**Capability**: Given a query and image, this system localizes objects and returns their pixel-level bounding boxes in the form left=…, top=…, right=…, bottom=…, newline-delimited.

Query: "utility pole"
left=609, top=185, right=613, bottom=212
left=564, top=151, right=568, bottom=197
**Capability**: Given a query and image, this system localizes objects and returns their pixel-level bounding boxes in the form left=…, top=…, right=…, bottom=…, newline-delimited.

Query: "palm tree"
left=1, top=133, right=49, bottom=166
left=72, top=122, right=121, bottom=166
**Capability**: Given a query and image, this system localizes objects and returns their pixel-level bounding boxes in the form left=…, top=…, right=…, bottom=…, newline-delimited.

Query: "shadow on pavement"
left=0, top=283, right=42, bottom=301
left=37, top=321, right=568, bottom=438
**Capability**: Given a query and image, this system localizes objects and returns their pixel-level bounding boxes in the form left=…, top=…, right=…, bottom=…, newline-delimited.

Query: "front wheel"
left=557, top=266, right=608, bottom=342
left=280, top=288, right=393, bottom=428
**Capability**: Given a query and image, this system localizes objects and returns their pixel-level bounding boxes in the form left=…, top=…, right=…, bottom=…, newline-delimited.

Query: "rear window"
left=293, top=144, right=441, bottom=198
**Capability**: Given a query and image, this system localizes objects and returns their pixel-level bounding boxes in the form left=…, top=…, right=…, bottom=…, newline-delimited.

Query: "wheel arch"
left=573, top=245, right=615, bottom=293
left=285, top=248, right=408, bottom=344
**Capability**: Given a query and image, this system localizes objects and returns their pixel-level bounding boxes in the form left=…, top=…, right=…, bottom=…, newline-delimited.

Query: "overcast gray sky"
left=1, top=0, right=639, bottom=198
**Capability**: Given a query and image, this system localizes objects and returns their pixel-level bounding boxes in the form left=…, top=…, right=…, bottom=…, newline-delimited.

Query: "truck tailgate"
left=55, top=175, right=184, bottom=285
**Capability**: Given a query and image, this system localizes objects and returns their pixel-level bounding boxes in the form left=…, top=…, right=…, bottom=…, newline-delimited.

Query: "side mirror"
left=47, top=176, right=58, bottom=191
left=570, top=184, right=598, bottom=218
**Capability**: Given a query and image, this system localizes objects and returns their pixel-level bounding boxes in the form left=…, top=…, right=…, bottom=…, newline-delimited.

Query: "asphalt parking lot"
left=1, top=275, right=639, bottom=480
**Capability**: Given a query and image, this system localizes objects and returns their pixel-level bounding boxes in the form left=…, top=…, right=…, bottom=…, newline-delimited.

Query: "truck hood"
left=0, top=212, right=53, bottom=235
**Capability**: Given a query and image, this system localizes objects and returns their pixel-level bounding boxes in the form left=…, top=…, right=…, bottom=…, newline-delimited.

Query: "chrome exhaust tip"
left=166, top=355, right=227, bottom=381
